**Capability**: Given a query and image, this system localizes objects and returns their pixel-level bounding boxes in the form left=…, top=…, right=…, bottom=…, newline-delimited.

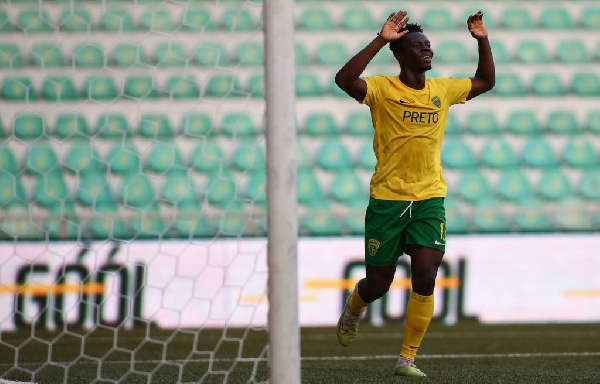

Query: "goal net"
left=0, top=0, right=281, bottom=382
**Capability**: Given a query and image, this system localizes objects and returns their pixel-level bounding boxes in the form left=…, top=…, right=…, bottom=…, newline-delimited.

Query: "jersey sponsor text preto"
left=401, top=110, right=439, bottom=124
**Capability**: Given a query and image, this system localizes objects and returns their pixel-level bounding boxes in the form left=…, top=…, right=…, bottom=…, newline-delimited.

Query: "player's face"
left=395, top=32, right=434, bottom=72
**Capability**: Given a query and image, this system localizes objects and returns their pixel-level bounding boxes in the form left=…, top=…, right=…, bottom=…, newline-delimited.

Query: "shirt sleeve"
left=444, top=78, right=472, bottom=105
left=360, top=75, right=386, bottom=106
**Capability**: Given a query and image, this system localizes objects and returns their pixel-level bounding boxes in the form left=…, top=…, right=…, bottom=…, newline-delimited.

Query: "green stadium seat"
left=173, top=212, right=214, bottom=238
left=232, top=142, right=265, bottom=172
left=538, top=169, right=572, bottom=201
left=521, top=137, right=557, bottom=168
left=516, top=40, right=547, bottom=64
left=121, top=174, right=155, bottom=209
left=30, top=43, right=66, bottom=67
left=14, top=113, right=45, bottom=140
left=95, top=114, right=129, bottom=139
left=489, top=40, right=510, bottom=64
left=531, top=72, right=564, bottom=96
left=572, top=72, right=600, bottom=97
left=493, top=73, right=525, bottom=97
left=0, top=44, right=25, bottom=68
left=540, top=8, right=573, bottom=30
left=316, top=41, right=349, bottom=66
left=124, top=75, right=160, bottom=99
left=422, top=8, right=455, bottom=30
left=444, top=113, right=461, bottom=136
left=206, top=174, right=237, bottom=208
left=181, top=113, right=212, bottom=138
left=330, top=169, right=365, bottom=204
left=456, top=170, right=491, bottom=204
left=497, top=170, right=531, bottom=202
left=546, top=110, right=578, bottom=135
left=248, top=73, right=265, bottom=98
left=466, top=111, right=499, bottom=135
left=73, top=43, right=105, bottom=68
left=55, top=114, right=90, bottom=139
left=138, top=114, right=172, bottom=139
left=582, top=7, right=600, bottom=29
left=64, top=143, right=102, bottom=175
left=59, top=9, right=91, bottom=32
left=295, top=42, right=310, bottom=66
left=245, top=171, right=266, bottom=205
left=553, top=200, right=594, bottom=232
left=155, top=42, right=187, bottom=67
left=205, top=74, right=244, bottom=98
left=298, top=169, right=325, bottom=208
left=107, top=142, right=141, bottom=175
left=84, top=76, right=119, bottom=101
left=297, top=142, right=311, bottom=169
left=88, top=207, right=129, bottom=240
left=147, top=143, right=185, bottom=174
left=472, top=199, right=511, bottom=233
left=341, top=7, right=374, bottom=31
left=0, top=10, right=14, bottom=32
left=316, top=140, right=352, bottom=171
left=141, top=8, right=176, bottom=32
left=32, top=171, right=69, bottom=209
left=222, top=112, right=257, bottom=137
left=1, top=76, right=36, bottom=101
left=330, top=74, right=349, bottom=98
left=481, top=138, right=518, bottom=169
left=299, top=7, right=334, bottom=31
left=235, top=42, right=263, bottom=66
left=301, top=211, right=341, bottom=236
left=218, top=205, right=250, bottom=237
left=357, top=142, right=376, bottom=171
left=296, top=72, right=322, bottom=97
left=562, top=138, right=597, bottom=168
left=369, top=43, right=395, bottom=65
left=113, top=43, right=147, bottom=67
left=513, top=199, right=552, bottom=232
left=507, top=110, right=540, bottom=135
left=303, top=112, right=337, bottom=136
left=461, top=7, right=493, bottom=30
left=441, top=140, right=476, bottom=169
left=344, top=206, right=366, bottom=235
left=166, top=75, right=200, bottom=99
left=500, top=7, right=533, bottom=30
left=183, top=8, right=214, bottom=31
left=101, top=9, right=135, bottom=32
left=346, top=111, right=374, bottom=136
left=131, top=209, right=169, bottom=239
left=45, top=216, right=82, bottom=241
left=445, top=197, right=468, bottom=234
left=161, top=170, right=199, bottom=206
left=190, top=141, right=224, bottom=174
left=41, top=76, right=78, bottom=101
left=0, top=146, right=18, bottom=175
left=0, top=173, right=26, bottom=208
left=437, top=41, right=471, bottom=64
left=1, top=203, right=46, bottom=240
left=17, top=9, right=53, bottom=33
left=24, top=144, right=58, bottom=175
left=556, top=40, right=590, bottom=63
left=194, top=42, right=229, bottom=66
left=221, top=8, right=257, bottom=32
left=587, top=110, right=600, bottom=134
left=580, top=170, right=600, bottom=200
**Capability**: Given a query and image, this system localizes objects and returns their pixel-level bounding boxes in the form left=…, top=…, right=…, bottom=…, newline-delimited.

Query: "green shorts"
left=364, top=197, right=446, bottom=266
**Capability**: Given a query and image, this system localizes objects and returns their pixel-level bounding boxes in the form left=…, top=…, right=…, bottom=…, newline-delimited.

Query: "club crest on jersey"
left=368, top=238, right=381, bottom=256
left=432, top=96, right=441, bottom=108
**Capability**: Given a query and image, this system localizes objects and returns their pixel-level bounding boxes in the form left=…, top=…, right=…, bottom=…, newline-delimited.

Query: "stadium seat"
left=297, top=142, right=311, bottom=169
left=107, top=143, right=141, bottom=175
left=521, top=137, right=557, bottom=168
left=234, top=42, right=263, bottom=66
left=546, top=110, right=578, bottom=135
left=84, top=76, right=119, bottom=101
left=141, top=8, right=176, bottom=33
left=516, top=40, right=548, bottom=64
left=0, top=173, right=26, bottom=208
left=17, top=9, right=54, bottom=33
left=444, top=197, right=468, bottom=234
left=181, top=113, right=212, bottom=138
left=101, top=8, right=135, bottom=32
left=120, top=173, right=155, bottom=209
left=553, top=200, right=594, bottom=232
left=329, top=74, right=349, bottom=98
left=297, top=169, right=325, bottom=208
left=0, top=44, right=25, bottom=68
left=54, top=114, right=90, bottom=139
left=571, top=72, right=600, bottom=97
left=64, top=143, right=102, bottom=175
left=507, top=110, right=540, bottom=135
left=540, top=8, right=573, bottom=30
left=579, top=170, right=600, bottom=200
left=1, top=76, right=36, bottom=101
left=299, top=7, right=334, bottom=31
left=221, top=112, right=257, bottom=137
left=587, top=110, right=600, bottom=134
left=422, top=8, right=455, bottom=30
left=232, top=142, right=265, bottom=172
left=41, top=76, right=78, bottom=101
left=32, top=171, right=69, bottom=209
left=13, top=113, right=45, bottom=140
left=513, top=199, right=552, bottom=232
left=0, top=10, right=14, bottom=32
left=489, top=40, right=510, bottom=64
left=248, top=73, right=265, bottom=98
left=205, top=74, right=244, bottom=98
left=155, top=42, right=187, bottom=67
left=24, top=144, right=59, bottom=175
left=88, top=207, right=129, bottom=240
left=161, top=170, right=199, bottom=206
left=346, top=111, right=374, bottom=136
left=471, top=199, right=511, bottom=233
left=147, top=143, right=185, bottom=174
left=73, top=43, right=105, bottom=68
left=496, top=169, right=531, bottom=202
left=221, top=8, right=257, bottom=32
left=173, top=213, right=213, bottom=238
left=30, top=43, right=66, bottom=67
left=1, top=203, right=46, bottom=240
left=124, top=75, right=160, bottom=99
left=190, top=141, right=224, bottom=174
left=245, top=171, right=266, bottom=205
left=562, top=138, right=597, bottom=168
left=456, top=170, right=491, bottom=204
left=556, top=40, right=590, bottom=63
left=493, top=73, right=525, bottom=97
left=441, top=140, right=476, bottom=169
left=341, top=7, right=374, bottom=31
left=0, top=146, right=18, bottom=175
left=166, top=75, right=200, bottom=99
left=295, top=42, right=310, bottom=66
left=538, top=169, right=572, bottom=201
left=330, top=169, right=366, bottom=204
left=194, top=42, right=229, bottom=66
left=356, top=142, right=376, bottom=171
left=444, top=113, right=461, bottom=136
left=581, top=7, right=600, bottom=29
left=296, top=72, right=322, bottom=97
left=300, top=211, right=342, bottom=236
left=113, top=43, right=148, bottom=67
left=206, top=174, right=237, bottom=208
left=531, top=72, right=564, bottom=96
left=500, top=7, right=533, bottom=30
left=316, top=140, right=352, bottom=170
left=303, top=112, right=337, bottom=136
left=182, top=8, right=214, bottom=31
left=316, top=41, right=349, bottom=66
left=138, top=114, right=173, bottom=139
left=59, top=9, right=91, bottom=32
left=481, top=138, right=518, bottom=169
left=437, top=41, right=471, bottom=64
left=218, top=205, right=250, bottom=237
left=344, top=207, right=366, bottom=235
left=95, top=114, right=129, bottom=139
left=466, top=111, right=500, bottom=135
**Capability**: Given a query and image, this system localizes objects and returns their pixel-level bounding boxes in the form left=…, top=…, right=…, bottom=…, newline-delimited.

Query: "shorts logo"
left=432, top=96, right=441, bottom=108
left=368, top=238, right=381, bottom=256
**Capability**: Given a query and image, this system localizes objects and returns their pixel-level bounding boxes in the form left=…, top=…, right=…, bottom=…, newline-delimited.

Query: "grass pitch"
left=1, top=321, right=599, bottom=383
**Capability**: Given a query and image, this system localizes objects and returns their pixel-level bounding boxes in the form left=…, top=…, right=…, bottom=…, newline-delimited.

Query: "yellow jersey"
left=360, top=75, right=472, bottom=201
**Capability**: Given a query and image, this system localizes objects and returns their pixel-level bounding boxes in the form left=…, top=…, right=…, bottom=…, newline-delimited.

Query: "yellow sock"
left=348, top=282, right=368, bottom=315
left=400, top=292, right=434, bottom=360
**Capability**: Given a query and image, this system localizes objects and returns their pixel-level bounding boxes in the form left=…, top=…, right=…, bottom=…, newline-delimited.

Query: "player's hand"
left=467, top=11, right=488, bottom=39
left=379, top=11, right=410, bottom=43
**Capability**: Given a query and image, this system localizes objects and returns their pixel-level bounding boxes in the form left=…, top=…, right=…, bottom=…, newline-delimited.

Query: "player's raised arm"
left=466, top=11, right=495, bottom=100
left=335, top=10, right=409, bottom=101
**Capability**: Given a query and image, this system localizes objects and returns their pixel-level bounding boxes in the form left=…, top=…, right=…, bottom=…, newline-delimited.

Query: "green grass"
left=1, top=321, right=600, bottom=383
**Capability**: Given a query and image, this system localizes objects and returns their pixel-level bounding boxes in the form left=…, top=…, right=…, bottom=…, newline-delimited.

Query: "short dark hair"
left=389, top=23, right=424, bottom=53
